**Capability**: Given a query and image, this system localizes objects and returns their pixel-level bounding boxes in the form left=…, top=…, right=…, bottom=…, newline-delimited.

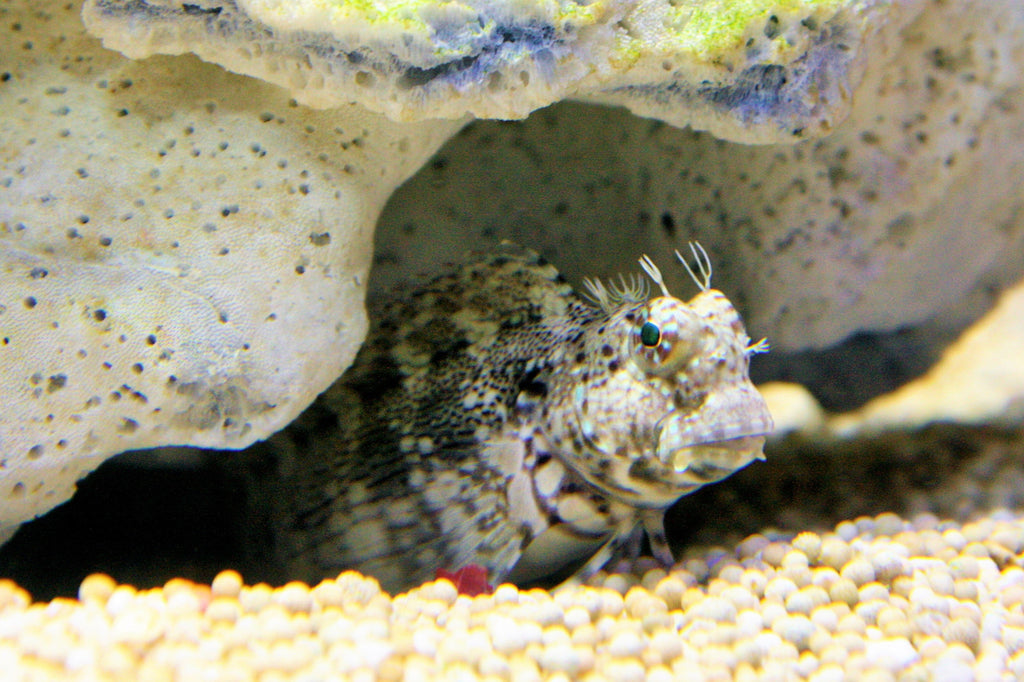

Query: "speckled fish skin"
left=276, top=244, right=773, bottom=594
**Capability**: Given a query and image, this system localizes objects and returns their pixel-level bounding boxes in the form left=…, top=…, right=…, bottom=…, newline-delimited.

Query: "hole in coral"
left=354, top=71, right=376, bottom=88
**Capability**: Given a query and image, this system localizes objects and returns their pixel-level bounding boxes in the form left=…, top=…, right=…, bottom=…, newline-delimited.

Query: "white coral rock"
left=4, top=0, right=1024, bottom=544
left=0, top=0, right=460, bottom=538
left=371, top=1, right=1024, bottom=352
left=81, top=0, right=921, bottom=142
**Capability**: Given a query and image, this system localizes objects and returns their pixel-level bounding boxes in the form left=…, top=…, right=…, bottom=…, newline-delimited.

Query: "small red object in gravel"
left=435, top=564, right=494, bottom=596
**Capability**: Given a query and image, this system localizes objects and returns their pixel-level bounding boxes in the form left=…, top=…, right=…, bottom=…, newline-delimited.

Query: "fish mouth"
left=662, top=435, right=767, bottom=480
left=654, top=384, right=774, bottom=479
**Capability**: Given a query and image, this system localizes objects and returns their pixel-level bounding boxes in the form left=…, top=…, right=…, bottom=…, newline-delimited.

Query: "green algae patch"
left=242, top=0, right=617, bottom=61
left=677, top=0, right=849, bottom=59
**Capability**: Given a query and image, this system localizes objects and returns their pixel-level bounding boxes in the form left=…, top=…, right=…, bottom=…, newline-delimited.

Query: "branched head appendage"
left=638, top=255, right=672, bottom=298
left=746, top=338, right=771, bottom=356
left=583, top=273, right=649, bottom=313
left=640, top=243, right=770, bottom=358
left=639, top=241, right=713, bottom=298
left=675, top=242, right=712, bottom=292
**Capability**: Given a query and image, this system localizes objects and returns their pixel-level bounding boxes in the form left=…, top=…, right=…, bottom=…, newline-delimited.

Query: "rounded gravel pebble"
left=3, top=512, right=1024, bottom=679
left=820, top=538, right=854, bottom=571
left=840, top=558, right=877, bottom=586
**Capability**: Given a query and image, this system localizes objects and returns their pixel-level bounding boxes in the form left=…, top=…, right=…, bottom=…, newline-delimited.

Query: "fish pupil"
left=640, top=321, right=661, bottom=347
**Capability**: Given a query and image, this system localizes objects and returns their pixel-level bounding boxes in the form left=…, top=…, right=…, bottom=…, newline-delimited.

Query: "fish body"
left=276, top=244, right=772, bottom=593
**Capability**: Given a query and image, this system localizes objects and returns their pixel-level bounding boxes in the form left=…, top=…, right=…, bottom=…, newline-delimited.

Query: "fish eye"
left=639, top=321, right=661, bottom=347
left=631, top=300, right=700, bottom=375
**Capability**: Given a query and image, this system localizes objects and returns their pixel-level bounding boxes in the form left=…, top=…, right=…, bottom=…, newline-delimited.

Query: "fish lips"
left=655, top=385, right=774, bottom=478
left=661, top=434, right=768, bottom=481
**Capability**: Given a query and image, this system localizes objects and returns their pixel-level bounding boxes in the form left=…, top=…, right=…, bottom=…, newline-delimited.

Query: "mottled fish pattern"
left=275, top=244, right=773, bottom=594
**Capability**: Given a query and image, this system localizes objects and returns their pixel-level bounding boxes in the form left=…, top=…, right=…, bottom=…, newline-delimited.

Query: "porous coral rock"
left=373, top=1, right=1024, bottom=352
left=1, top=0, right=936, bottom=547
left=4, top=0, right=1024, bottom=586
left=0, top=0, right=460, bottom=538
left=82, top=0, right=920, bottom=142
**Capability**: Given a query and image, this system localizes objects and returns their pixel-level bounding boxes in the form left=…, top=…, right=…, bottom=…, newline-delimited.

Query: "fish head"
left=560, top=287, right=773, bottom=507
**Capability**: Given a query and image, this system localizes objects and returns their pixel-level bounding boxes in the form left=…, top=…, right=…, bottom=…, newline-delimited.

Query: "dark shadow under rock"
left=3, top=422, right=1023, bottom=600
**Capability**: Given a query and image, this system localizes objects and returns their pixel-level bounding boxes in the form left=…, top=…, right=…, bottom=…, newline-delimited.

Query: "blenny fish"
left=275, top=244, right=773, bottom=593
